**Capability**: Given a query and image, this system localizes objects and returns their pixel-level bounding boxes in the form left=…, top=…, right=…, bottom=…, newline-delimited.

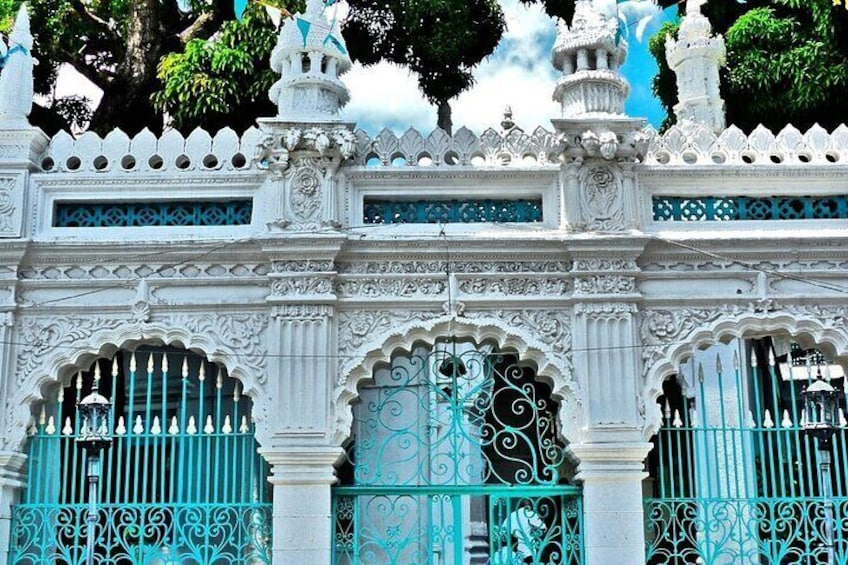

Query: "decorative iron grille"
left=333, top=341, right=583, bottom=564
left=362, top=199, right=543, bottom=224
left=645, top=340, right=848, bottom=564
left=9, top=347, right=271, bottom=564
left=54, top=200, right=253, bottom=227
left=652, top=195, right=848, bottom=222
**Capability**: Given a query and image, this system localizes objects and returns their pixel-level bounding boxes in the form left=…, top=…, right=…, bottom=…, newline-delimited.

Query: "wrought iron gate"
left=645, top=340, right=848, bottom=564
left=333, top=341, right=584, bottom=565
left=9, top=347, right=272, bottom=564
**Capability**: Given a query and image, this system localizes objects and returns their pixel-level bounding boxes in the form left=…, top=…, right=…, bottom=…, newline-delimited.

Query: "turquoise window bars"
left=332, top=340, right=583, bottom=565
left=9, top=347, right=272, bottom=564
left=645, top=339, right=848, bottom=564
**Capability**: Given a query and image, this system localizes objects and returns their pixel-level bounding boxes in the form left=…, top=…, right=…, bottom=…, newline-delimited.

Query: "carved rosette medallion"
left=290, top=164, right=322, bottom=221
left=579, top=163, right=624, bottom=231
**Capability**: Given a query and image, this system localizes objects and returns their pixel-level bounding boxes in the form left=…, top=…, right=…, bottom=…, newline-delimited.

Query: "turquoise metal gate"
left=9, top=347, right=272, bottom=564
left=332, top=341, right=584, bottom=565
left=645, top=340, right=848, bottom=564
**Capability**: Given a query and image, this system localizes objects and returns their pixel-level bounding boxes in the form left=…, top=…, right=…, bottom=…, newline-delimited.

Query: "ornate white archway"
left=332, top=309, right=582, bottom=448
left=639, top=301, right=848, bottom=439
left=3, top=312, right=270, bottom=453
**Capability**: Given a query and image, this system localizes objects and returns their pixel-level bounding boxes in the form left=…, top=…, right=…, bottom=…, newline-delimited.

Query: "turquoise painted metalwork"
left=644, top=341, right=848, bottom=564
left=362, top=199, right=543, bottom=224
left=54, top=200, right=253, bottom=227
left=8, top=348, right=272, bottom=564
left=333, top=342, right=583, bottom=564
left=652, top=195, right=848, bottom=222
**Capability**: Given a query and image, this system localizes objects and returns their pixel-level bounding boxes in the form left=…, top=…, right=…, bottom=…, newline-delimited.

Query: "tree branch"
left=179, top=11, right=222, bottom=43
left=68, top=0, right=122, bottom=42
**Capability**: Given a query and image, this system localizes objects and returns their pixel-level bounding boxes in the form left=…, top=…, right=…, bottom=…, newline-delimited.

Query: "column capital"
left=260, top=446, right=344, bottom=485
left=568, top=441, right=652, bottom=482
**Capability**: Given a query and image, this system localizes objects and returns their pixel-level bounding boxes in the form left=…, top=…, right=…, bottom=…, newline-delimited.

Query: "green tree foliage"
left=651, top=0, right=848, bottom=132
left=153, top=4, right=282, bottom=132
left=343, top=0, right=506, bottom=134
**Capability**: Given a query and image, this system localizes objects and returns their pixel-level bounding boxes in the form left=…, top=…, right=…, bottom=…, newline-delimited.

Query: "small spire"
left=93, top=362, right=101, bottom=391
left=672, top=410, right=683, bottom=428
left=147, top=353, right=154, bottom=374
left=697, top=363, right=705, bottom=383
left=151, top=416, right=162, bottom=435
left=27, top=418, right=37, bottom=436
left=239, top=415, right=250, bottom=434
left=182, top=358, right=189, bottom=379
left=169, top=416, right=179, bottom=435
left=216, top=367, right=223, bottom=390
left=750, top=353, right=758, bottom=368
left=112, top=357, right=119, bottom=378
left=0, top=4, right=34, bottom=128
left=38, top=405, right=46, bottom=425
left=222, top=415, right=233, bottom=434
left=162, top=354, right=169, bottom=373
left=45, top=416, right=56, bottom=435
left=733, top=350, right=740, bottom=370
left=233, top=382, right=241, bottom=402
left=198, top=363, right=206, bottom=382
left=130, top=352, right=137, bottom=373
left=187, top=415, right=197, bottom=435
left=204, top=415, right=215, bottom=434
left=62, top=417, right=73, bottom=436
left=500, top=106, right=515, bottom=132
left=715, top=353, right=722, bottom=375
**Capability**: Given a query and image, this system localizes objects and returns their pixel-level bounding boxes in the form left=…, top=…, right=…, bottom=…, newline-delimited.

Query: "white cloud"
left=341, top=0, right=561, bottom=135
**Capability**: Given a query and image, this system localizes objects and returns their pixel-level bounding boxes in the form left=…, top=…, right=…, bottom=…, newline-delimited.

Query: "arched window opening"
left=333, top=339, right=583, bottom=565
left=645, top=337, right=848, bottom=564
left=9, top=346, right=272, bottom=565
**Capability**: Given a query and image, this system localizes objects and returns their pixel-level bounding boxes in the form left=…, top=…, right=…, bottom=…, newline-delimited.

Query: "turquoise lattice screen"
left=363, top=198, right=543, bottom=224
left=54, top=200, right=253, bottom=227
left=653, top=195, right=848, bottom=222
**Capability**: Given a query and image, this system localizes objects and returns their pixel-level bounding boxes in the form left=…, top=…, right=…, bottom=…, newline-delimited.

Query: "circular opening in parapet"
left=681, top=151, right=698, bottom=165
left=66, top=156, right=81, bottom=171
left=175, top=154, right=191, bottom=170
left=231, top=153, right=247, bottom=168
left=444, top=151, right=460, bottom=166
left=417, top=155, right=433, bottom=166
left=769, top=153, right=784, bottom=164
left=826, top=151, right=840, bottom=163
left=202, top=154, right=219, bottom=169
left=470, top=154, right=486, bottom=167
left=121, top=155, right=137, bottom=170
left=741, top=152, right=756, bottom=164
left=522, top=154, right=538, bottom=164
left=93, top=156, right=108, bottom=171
left=148, top=154, right=164, bottom=169
left=41, top=157, right=54, bottom=171
left=797, top=152, right=811, bottom=163
left=710, top=152, right=726, bottom=164
left=655, top=152, right=670, bottom=165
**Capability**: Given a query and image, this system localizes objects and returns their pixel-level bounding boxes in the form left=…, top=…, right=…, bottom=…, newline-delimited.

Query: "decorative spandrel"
left=341, top=342, right=567, bottom=488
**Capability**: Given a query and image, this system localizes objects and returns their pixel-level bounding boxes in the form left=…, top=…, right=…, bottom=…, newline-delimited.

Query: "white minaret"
left=551, top=0, right=630, bottom=117
left=268, top=0, right=352, bottom=122
left=0, top=4, right=35, bottom=129
left=665, top=0, right=726, bottom=133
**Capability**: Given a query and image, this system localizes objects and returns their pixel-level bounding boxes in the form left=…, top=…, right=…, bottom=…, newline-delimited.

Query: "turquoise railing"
left=54, top=200, right=253, bottom=227
left=8, top=348, right=272, bottom=564
left=333, top=341, right=583, bottom=564
left=362, top=198, right=543, bottom=224
left=652, top=195, right=848, bottom=222
left=645, top=341, right=848, bottom=564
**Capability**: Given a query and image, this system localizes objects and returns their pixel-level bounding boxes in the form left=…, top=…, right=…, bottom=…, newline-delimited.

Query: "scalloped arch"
left=641, top=309, right=848, bottom=440
left=332, top=314, right=582, bottom=448
left=5, top=316, right=270, bottom=453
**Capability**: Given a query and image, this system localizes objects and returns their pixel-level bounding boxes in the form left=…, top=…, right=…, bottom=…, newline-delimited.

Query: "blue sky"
left=341, top=1, right=678, bottom=135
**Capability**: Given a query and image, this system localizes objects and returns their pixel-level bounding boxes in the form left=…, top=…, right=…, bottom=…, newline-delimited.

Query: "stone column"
left=261, top=447, right=344, bottom=565
left=568, top=442, right=654, bottom=565
left=0, top=451, right=26, bottom=565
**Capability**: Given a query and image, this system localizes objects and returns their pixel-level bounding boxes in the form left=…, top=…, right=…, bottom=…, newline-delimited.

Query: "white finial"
left=62, top=417, right=73, bottom=436
left=38, top=405, right=46, bottom=425
left=216, top=368, right=223, bottom=390
left=150, top=416, right=162, bottom=435
left=198, top=363, right=206, bottom=382
left=162, top=354, right=169, bottom=373
left=204, top=415, right=215, bottom=434
left=130, top=352, right=137, bottom=373
left=781, top=409, right=793, bottom=428
left=672, top=410, right=683, bottom=428
left=76, top=372, right=83, bottom=390
left=115, top=416, right=127, bottom=435
left=187, top=415, right=197, bottom=435
left=169, top=416, right=179, bottom=435
left=0, top=4, right=34, bottom=128
left=182, top=358, right=189, bottom=379
left=45, top=416, right=55, bottom=435
left=93, top=362, right=101, bottom=383
left=763, top=410, right=774, bottom=429
left=147, top=353, right=154, bottom=374
left=112, top=357, right=119, bottom=377
left=222, top=415, right=233, bottom=434
left=57, top=387, right=64, bottom=403
left=133, top=415, right=144, bottom=434
left=239, top=416, right=250, bottom=433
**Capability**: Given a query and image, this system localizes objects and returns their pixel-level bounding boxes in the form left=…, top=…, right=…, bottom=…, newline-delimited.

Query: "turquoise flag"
left=234, top=0, right=248, bottom=20
left=323, top=33, right=347, bottom=55
left=296, top=17, right=312, bottom=46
